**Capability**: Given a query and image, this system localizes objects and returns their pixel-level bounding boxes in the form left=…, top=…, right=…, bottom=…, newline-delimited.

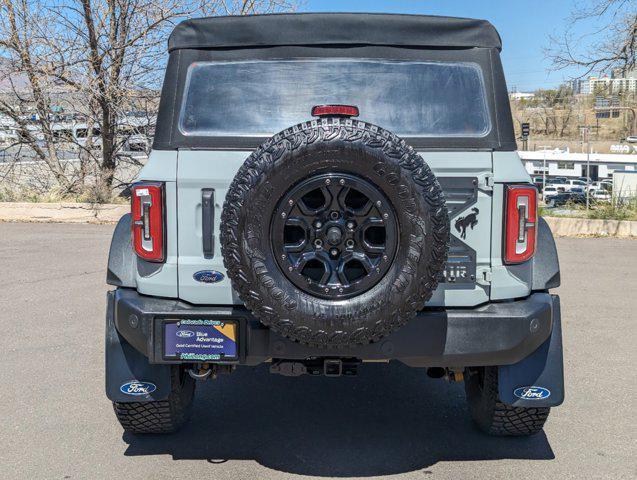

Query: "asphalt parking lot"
left=0, top=222, right=635, bottom=479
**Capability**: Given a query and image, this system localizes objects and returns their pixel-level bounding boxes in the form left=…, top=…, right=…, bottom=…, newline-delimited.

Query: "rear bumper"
left=108, top=288, right=559, bottom=368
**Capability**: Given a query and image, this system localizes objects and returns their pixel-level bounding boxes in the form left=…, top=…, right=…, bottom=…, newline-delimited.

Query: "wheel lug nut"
left=330, top=248, right=338, bottom=256
left=376, top=200, right=381, bottom=207
left=314, top=221, right=322, bottom=229
left=314, top=239, right=323, bottom=249
left=330, top=211, right=339, bottom=220
left=288, top=199, right=293, bottom=205
left=325, top=179, right=331, bottom=185
left=339, top=179, right=345, bottom=185
left=281, top=212, right=286, bottom=218
left=347, top=221, right=355, bottom=230
left=383, top=213, right=389, bottom=219
left=288, top=266, right=293, bottom=272
left=346, top=239, right=354, bottom=248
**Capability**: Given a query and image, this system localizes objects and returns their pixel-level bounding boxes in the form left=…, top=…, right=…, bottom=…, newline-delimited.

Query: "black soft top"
left=168, top=13, right=502, bottom=52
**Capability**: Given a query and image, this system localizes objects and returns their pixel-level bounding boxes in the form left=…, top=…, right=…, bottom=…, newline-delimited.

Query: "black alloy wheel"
left=271, top=173, right=398, bottom=299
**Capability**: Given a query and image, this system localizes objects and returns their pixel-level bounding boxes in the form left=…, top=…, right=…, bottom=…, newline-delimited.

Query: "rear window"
left=178, top=59, right=491, bottom=138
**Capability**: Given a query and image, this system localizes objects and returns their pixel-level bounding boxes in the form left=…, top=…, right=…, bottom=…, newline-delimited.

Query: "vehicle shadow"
left=122, top=362, right=554, bottom=477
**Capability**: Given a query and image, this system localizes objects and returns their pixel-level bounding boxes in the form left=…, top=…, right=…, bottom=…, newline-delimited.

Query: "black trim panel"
left=201, top=188, right=215, bottom=258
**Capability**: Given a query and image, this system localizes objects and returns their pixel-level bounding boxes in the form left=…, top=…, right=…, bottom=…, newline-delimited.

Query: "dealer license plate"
left=163, top=319, right=238, bottom=361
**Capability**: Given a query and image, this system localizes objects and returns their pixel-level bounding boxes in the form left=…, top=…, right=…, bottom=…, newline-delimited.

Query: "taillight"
left=504, top=185, right=537, bottom=264
left=311, top=104, right=359, bottom=118
left=131, top=182, right=165, bottom=262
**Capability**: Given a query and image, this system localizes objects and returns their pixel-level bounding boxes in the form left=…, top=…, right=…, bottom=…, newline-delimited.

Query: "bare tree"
left=510, top=86, right=576, bottom=139
left=548, top=0, right=636, bottom=76
left=0, top=0, right=298, bottom=201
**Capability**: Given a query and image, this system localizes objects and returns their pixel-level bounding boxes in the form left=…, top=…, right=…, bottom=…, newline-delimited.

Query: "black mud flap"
left=498, top=295, right=564, bottom=407
left=105, top=291, right=172, bottom=403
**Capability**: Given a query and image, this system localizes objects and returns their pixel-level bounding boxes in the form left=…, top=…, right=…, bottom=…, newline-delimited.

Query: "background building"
left=519, top=150, right=637, bottom=181
left=581, top=69, right=637, bottom=95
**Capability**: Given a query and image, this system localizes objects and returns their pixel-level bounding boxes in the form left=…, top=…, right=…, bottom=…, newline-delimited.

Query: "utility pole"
left=586, top=136, right=591, bottom=210
left=538, top=145, right=552, bottom=197
left=582, top=127, right=591, bottom=210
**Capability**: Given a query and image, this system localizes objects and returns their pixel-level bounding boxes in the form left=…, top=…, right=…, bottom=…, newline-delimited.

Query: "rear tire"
left=465, top=366, right=550, bottom=436
left=113, top=366, right=195, bottom=434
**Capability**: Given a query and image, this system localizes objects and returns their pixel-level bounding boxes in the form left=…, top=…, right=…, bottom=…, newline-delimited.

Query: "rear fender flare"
left=531, top=217, right=560, bottom=290
left=106, top=214, right=136, bottom=288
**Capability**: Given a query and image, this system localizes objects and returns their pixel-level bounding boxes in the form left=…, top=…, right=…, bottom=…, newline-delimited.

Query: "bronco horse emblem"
left=454, top=207, right=479, bottom=239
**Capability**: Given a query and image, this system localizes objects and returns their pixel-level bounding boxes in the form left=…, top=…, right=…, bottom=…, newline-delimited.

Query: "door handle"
left=202, top=189, right=215, bottom=258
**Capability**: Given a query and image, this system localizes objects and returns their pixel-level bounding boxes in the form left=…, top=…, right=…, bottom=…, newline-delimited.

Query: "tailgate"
left=176, top=150, right=493, bottom=307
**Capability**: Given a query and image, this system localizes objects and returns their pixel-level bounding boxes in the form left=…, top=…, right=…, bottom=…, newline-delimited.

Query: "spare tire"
left=220, top=118, right=449, bottom=348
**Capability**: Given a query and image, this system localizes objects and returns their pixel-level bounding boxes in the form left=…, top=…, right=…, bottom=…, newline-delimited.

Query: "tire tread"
left=465, top=366, right=550, bottom=436
left=112, top=367, right=195, bottom=434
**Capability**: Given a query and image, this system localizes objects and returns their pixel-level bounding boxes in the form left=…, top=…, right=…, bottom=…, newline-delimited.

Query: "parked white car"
left=563, top=179, right=587, bottom=191
left=542, top=186, right=560, bottom=200
left=545, top=182, right=567, bottom=193
left=591, top=189, right=611, bottom=201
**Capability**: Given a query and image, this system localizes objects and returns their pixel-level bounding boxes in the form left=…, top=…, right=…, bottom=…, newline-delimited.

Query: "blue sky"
left=302, top=0, right=600, bottom=92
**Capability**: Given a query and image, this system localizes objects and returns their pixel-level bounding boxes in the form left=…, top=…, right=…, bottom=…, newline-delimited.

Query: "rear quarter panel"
left=133, top=150, right=179, bottom=298
left=490, top=151, right=534, bottom=299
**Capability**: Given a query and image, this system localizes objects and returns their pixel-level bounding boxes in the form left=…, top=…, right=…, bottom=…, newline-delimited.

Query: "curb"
left=0, top=202, right=129, bottom=224
left=544, top=216, right=637, bottom=238
left=1, top=203, right=636, bottom=237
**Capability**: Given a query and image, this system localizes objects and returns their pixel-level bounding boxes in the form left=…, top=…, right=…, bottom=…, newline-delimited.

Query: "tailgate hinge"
left=476, top=267, right=492, bottom=285
left=479, top=174, right=494, bottom=190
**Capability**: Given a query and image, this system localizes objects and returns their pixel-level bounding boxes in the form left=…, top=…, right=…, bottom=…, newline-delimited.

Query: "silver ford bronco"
left=105, top=13, right=564, bottom=436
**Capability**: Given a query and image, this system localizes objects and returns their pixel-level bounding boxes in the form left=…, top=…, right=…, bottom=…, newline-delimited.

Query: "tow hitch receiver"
left=270, top=358, right=359, bottom=377
left=324, top=359, right=343, bottom=377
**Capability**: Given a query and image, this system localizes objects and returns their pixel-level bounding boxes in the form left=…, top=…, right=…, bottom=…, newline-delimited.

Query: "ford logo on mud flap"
left=514, top=386, right=551, bottom=400
left=193, top=270, right=224, bottom=284
left=176, top=330, right=195, bottom=338
left=120, top=381, right=157, bottom=396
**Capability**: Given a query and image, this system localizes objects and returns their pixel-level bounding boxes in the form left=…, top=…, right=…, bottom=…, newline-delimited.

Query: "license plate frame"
left=162, top=319, right=239, bottom=362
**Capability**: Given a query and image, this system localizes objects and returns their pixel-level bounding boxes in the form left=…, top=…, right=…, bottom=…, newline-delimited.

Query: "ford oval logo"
left=514, top=386, right=551, bottom=400
left=176, top=330, right=195, bottom=338
left=193, top=270, right=224, bottom=284
left=120, top=381, right=157, bottom=396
